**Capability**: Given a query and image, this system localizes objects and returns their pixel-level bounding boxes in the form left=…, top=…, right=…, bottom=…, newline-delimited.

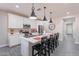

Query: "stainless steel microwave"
left=23, top=24, right=31, bottom=29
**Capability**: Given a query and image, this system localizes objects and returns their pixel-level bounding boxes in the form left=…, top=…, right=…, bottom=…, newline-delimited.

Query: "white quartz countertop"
left=20, top=37, right=40, bottom=44
left=20, top=33, right=51, bottom=44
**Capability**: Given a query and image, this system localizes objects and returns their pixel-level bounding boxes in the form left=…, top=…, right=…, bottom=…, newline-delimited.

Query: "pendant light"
left=49, top=11, right=53, bottom=23
left=43, top=7, right=47, bottom=21
left=29, top=3, right=37, bottom=19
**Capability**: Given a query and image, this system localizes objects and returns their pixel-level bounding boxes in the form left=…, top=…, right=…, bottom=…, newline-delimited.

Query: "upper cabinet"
left=23, top=18, right=38, bottom=29
left=23, top=18, right=31, bottom=25
left=8, top=13, right=23, bottom=28
left=8, top=13, right=48, bottom=29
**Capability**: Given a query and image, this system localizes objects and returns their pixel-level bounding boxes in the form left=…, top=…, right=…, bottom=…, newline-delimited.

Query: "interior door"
left=66, top=23, right=73, bottom=35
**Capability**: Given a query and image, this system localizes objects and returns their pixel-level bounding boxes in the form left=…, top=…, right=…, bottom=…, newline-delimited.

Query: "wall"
left=52, top=15, right=79, bottom=43
left=0, top=11, right=8, bottom=46
left=74, top=15, right=79, bottom=43
left=51, top=17, right=63, bottom=41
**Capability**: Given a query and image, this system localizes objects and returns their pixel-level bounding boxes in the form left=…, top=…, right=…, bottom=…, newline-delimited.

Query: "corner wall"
left=0, top=11, right=8, bottom=46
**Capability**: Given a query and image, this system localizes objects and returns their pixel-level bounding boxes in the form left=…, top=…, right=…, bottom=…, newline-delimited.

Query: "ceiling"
left=0, top=3, right=79, bottom=20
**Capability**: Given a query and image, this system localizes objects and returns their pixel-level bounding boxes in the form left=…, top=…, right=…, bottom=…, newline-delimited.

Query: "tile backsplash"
left=8, top=28, right=22, bottom=35
left=8, top=28, right=37, bottom=35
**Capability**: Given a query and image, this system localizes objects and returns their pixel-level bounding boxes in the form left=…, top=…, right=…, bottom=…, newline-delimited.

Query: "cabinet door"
left=8, top=13, right=23, bottom=28
left=8, top=13, right=17, bottom=28
left=16, top=15, right=23, bottom=28
left=31, top=20, right=36, bottom=28
left=23, top=18, right=37, bottom=28
left=23, top=18, right=31, bottom=24
left=8, top=35, right=19, bottom=47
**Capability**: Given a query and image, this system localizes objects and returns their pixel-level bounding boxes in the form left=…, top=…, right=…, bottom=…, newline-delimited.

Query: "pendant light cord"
left=50, top=11, right=52, bottom=19
left=44, top=7, right=46, bottom=16
left=32, top=3, right=35, bottom=10
left=49, top=10, right=53, bottom=23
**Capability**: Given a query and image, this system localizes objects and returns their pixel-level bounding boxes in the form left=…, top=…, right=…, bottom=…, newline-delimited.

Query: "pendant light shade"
left=43, top=7, right=47, bottom=21
left=49, top=11, right=53, bottom=23
left=29, top=3, right=37, bottom=19
left=49, top=18, right=53, bottom=23
left=43, top=16, right=47, bottom=21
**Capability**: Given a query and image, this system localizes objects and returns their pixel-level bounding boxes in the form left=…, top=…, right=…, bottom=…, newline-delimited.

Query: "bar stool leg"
left=48, top=49, right=50, bottom=56
left=44, top=48, right=47, bottom=56
left=32, top=47, right=34, bottom=56
left=51, top=47, right=53, bottom=53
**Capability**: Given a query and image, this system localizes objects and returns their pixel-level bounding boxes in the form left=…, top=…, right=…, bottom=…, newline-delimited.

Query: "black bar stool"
left=49, top=34, right=55, bottom=53
left=54, top=33, right=59, bottom=48
left=56, top=33, right=59, bottom=47
left=32, top=36, right=47, bottom=56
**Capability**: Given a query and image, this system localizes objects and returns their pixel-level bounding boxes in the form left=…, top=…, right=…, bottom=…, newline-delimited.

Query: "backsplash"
left=31, top=28, right=37, bottom=33
left=8, top=28, right=37, bottom=35
left=8, top=28, right=22, bottom=35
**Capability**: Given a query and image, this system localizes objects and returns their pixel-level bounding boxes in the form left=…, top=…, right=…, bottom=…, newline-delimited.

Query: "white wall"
left=52, top=17, right=63, bottom=41
left=0, top=11, right=8, bottom=46
left=74, top=15, right=79, bottom=43
left=52, top=15, right=79, bottom=43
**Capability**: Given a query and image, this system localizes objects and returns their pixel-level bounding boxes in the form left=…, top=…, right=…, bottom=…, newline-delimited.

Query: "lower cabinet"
left=8, top=33, right=24, bottom=47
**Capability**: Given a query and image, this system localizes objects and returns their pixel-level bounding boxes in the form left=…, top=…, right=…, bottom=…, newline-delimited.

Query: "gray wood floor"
left=52, top=35, right=79, bottom=56
left=0, top=35, right=79, bottom=56
left=0, top=45, right=21, bottom=56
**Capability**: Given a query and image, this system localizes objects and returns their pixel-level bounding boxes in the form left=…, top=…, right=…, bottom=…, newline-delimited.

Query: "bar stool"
left=49, top=34, right=55, bottom=53
left=32, top=36, right=47, bottom=56
left=44, top=38, right=51, bottom=56
left=56, top=33, right=59, bottom=47
left=54, top=33, right=59, bottom=48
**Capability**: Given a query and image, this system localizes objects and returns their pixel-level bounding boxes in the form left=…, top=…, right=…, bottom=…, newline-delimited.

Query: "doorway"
left=66, top=23, right=73, bottom=35
left=63, top=17, right=75, bottom=41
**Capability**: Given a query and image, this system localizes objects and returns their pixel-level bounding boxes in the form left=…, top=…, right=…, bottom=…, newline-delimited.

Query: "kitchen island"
left=20, top=33, right=51, bottom=56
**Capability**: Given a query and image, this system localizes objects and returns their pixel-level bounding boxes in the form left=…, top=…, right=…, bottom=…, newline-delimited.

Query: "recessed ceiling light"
left=16, top=4, right=20, bottom=8
left=66, top=12, right=70, bottom=15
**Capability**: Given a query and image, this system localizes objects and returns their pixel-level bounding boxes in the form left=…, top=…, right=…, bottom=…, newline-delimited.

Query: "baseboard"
left=75, top=42, right=79, bottom=44
left=9, top=44, right=20, bottom=48
left=0, top=44, right=8, bottom=48
left=59, top=39, right=63, bottom=41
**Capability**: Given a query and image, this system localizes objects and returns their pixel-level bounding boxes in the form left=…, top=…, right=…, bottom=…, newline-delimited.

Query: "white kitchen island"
left=21, top=33, right=51, bottom=56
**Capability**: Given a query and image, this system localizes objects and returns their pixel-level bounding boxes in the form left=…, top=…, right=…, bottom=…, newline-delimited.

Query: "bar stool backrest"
left=54, top=33, right=57, bottom=40
left=55, top=33, right=59, bottom=40
left=41, top=36, right=47, bottom=47
left=50, top=34, right=53, bottom=39
left=57, top=33, right=59, bottom=40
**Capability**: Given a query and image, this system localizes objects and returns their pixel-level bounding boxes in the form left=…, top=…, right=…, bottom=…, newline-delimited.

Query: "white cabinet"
left=23, top=18, right=39, bottom=29
left=23, top=18, right=31, bottom=24
left=8, top=33, right=24, bottom=47
left=8, top=34, right=19, bottom=47
left=8, top=13, right=23, bottom=28
left=31, top=20, right=37, bottom=28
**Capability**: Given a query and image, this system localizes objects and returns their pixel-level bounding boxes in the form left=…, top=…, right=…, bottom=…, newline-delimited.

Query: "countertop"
left=20, top=33, right=51, bottom=44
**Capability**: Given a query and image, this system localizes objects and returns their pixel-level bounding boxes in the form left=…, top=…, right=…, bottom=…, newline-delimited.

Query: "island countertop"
left=20, top=33, right=51, bottom=44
